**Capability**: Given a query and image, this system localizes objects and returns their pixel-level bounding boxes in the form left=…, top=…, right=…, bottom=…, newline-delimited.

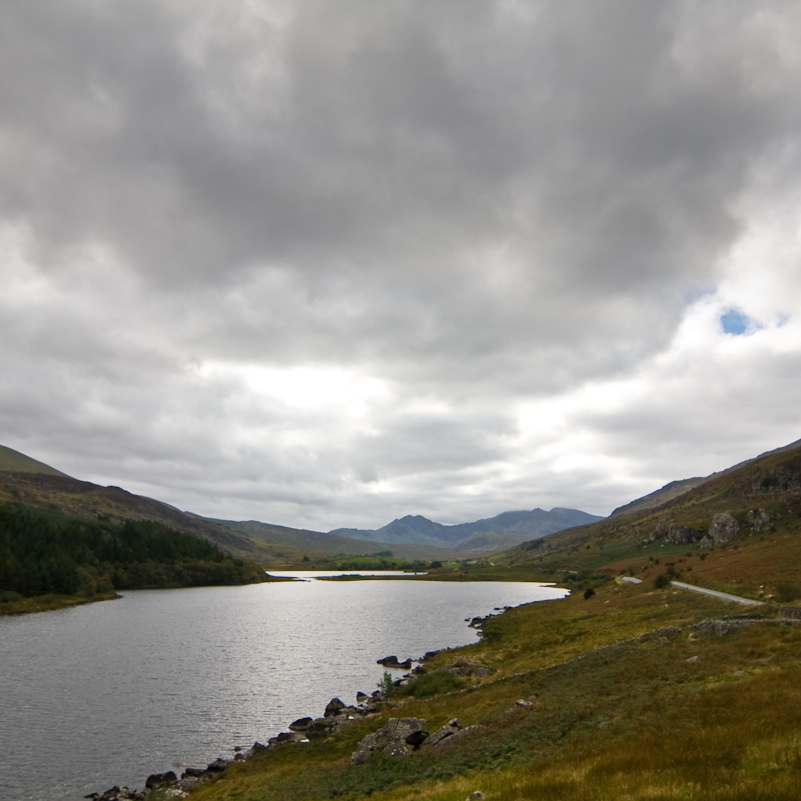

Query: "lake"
left=0, top=575, right=568, bottom=801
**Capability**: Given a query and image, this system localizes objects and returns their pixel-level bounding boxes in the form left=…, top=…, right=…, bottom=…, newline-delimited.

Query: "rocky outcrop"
left=707, top=513, right=740, bottom=547
left=441, top=659, right=495, bottom=677
left=748, top=508, right=772, bottom=534
left=420, top=717, right=462, bottom=748
left=350, top=717, right=429, bottom=764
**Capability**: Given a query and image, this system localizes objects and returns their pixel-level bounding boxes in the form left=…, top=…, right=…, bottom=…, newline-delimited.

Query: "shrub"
left=398, top=670, right=466, bottom=698
left=583, top=588, right=595, bottom=600
left=776, top=581, right=801, bottom=603
left=653, top=572, right=672, bottom=589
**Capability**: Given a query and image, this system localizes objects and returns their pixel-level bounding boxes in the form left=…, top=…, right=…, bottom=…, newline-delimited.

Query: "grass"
left=0, top=590, right=120, bottom=616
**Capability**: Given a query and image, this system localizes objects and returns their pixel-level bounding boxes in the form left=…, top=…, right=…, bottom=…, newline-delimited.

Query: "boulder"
left=206, top=758, right=230, bottom=773
left=708, top=512, right=740, bottom=546
left=145, top=771, right=177, bottom=789
left=350, top=717, right=428, bottom=764
left=181, top=768, right=207, bottom=779
left=356, top=691, right=369, bottom=702
left=307, top=716, right=345, bottom=739
left=421, top=718, right=461, bottom=749
left=268, top=731, right=304, bottom=746
left=377, top=655, right=413, bottom=669
left=435, top=724, right=486, bottom=747
left=289, top=716, right=313, bottom=731
left=324, top=697, right=347, bottom=717
left=442, top=659, right=494, bottom=677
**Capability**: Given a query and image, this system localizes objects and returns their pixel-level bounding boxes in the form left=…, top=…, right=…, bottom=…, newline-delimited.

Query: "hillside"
left=329, top=507, right=603, bottom=554
left=0, top=444, right=71, bottom=477
left=502, top=437, right=801, bottom=602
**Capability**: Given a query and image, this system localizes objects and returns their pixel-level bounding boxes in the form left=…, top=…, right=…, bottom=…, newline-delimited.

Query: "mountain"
left=329, top=507, right=604, bottom=554
left=197, top=516, right=458, bottom=561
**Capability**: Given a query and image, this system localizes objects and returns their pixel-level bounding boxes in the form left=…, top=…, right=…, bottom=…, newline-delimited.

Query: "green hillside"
left=0, top=444, right=70, bottom=477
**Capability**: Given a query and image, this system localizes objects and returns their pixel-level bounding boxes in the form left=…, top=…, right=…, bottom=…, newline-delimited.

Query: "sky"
left=2, top=1, right=801, bottom=532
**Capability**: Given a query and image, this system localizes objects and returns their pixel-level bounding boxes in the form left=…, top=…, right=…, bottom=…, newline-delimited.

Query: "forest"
left=0, top=501, right=265, bottom=600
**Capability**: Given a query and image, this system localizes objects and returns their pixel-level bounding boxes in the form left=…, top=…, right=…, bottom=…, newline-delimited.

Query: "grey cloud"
left=3, top=1, right=801, bottom=529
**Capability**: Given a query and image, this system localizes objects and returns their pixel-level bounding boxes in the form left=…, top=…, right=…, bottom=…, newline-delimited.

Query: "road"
left=671, top=580, right=762, bottom=606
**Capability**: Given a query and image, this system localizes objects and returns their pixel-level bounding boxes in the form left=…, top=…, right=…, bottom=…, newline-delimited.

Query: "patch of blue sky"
left=720, top=308, right=759, bottom=336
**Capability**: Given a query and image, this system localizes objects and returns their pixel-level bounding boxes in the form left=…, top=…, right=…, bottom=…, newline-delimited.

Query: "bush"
left=776, top=581, right=801, bottom=603
left=653, top=572, right=672, bottom=589
left=398, top=670, right=466, bottom=698
left=583, top=588, right=595, bottom=600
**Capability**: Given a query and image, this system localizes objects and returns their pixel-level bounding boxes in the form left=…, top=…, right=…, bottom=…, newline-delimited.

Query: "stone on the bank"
left=145, top=771, right=177, bottom=789
left=421, top=718, right=461, bottom=749
left=268, top=731, right=304, bottom=746
left=324, top=697, right=347, bottom=717
left=350, top=717, right=428, bottom=764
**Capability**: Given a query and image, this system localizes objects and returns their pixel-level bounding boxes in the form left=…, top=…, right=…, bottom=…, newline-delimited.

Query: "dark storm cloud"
left=2, top=0, right=801, bottom=528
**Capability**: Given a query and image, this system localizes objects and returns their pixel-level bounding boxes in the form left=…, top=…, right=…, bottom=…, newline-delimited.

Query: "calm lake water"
left=0, top=575, right=568, bottom=801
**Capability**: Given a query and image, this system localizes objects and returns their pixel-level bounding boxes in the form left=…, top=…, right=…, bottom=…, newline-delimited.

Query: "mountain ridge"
left=329, top=506, right=604, bottom=553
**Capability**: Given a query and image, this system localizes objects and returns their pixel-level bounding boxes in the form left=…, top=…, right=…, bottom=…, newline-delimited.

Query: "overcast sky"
left=2, top=1, right=801, bottom=531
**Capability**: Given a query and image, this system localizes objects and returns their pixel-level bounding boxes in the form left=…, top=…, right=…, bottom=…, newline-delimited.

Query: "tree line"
left=0, top=502, right=264, bottom=600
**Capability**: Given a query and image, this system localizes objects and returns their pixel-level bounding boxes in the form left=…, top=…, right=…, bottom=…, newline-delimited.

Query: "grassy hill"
left=164, top=438, right=801, bottom=801
left=499, top=438, right=801, bottom=603
left=0, top=444, right=71, bottom=477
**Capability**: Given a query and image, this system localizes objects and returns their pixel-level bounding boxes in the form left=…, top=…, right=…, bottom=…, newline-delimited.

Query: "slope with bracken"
left=504, top=438, right=801, bottom=602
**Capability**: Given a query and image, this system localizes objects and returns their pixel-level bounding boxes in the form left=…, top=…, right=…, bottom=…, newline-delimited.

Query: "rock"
left=307, top=716, right=344, bottom=739
left=206, top=758, right=230, bottom=773
left=268, top=731, right=304, bottom=746
left=466, top=793, right=486, bottom=801
left=88, top=787, right=143, bottom=801
left=324, top=697, right=347, bottom=717
left=145, top=771, right=177, bottom=789
left=241, top=741, right=269, bottom=760
left=687, top=655, right=700, bottom=663
left=748, top=508, right=772, bottom=534
left=351, top=717, right=428, bottom=764
left=421, top=718, right=461, bottom=749
left=181, top=768, right=207, bottom=779
left=289, top=716, right=314, bottom=731
left=442, top=659, right=495, bottom=677
left=356, top=691, right=369, bottom=702
left=377, top=655, right=413, bottom=669
left=435, top=724, right=486, bottom=747
left=515, top=698, right=534, bottom=708
left=708, top=512, right=740, bottom=546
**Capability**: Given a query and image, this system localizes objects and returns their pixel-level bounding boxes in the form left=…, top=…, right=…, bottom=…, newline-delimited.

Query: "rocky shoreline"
left=85, top=651, right=430, bottom=801
left=85, top=610, right=509, bottom=800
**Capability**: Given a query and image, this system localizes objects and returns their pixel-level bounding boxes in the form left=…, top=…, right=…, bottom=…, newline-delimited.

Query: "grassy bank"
left=161, top=577, right=801, bottom=801
left=0, top=590, right=120, bottom=616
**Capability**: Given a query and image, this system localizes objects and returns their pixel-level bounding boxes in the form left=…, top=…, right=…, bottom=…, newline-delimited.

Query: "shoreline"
left=83, top=599, right=509, bottom=800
